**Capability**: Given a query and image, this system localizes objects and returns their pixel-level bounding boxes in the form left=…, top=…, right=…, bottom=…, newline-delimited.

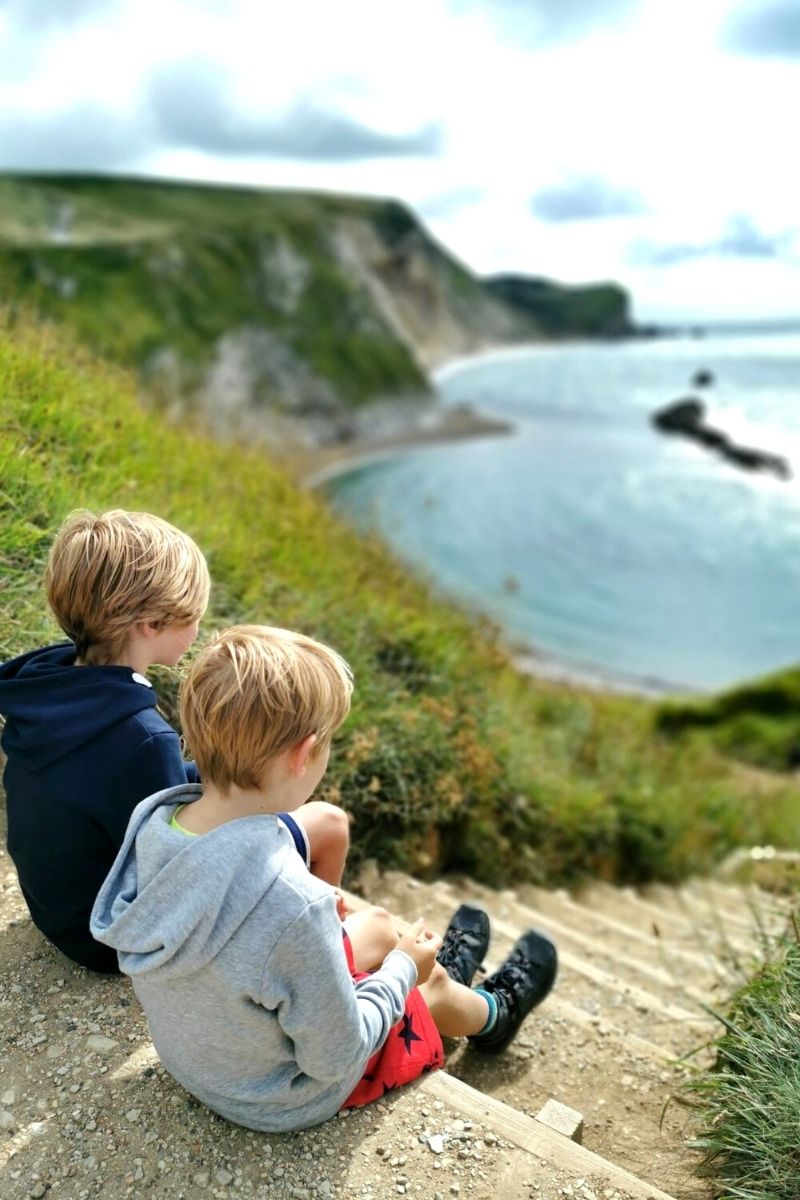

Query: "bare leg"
left=343, top=907, right=399, bottom=972
left=295, top=800, right=350, bottom=887
left=418, top=963, right=489, bottom=1038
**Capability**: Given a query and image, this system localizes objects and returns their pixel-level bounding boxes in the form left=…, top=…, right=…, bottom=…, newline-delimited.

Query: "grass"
left=2, top=313, right=800, bottom=887
left=685, top=925, right=800, bottom=1200
left=0, top=175, right=432, bottom=409
left=658, top=669, right=800, bottom=772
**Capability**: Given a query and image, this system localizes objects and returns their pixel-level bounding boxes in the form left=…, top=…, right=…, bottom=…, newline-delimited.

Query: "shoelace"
left=437, top=927, right=472, bottom=967
left=437, top=928, right=486, bottom=980
left=490, top=952, right=536, bottom=999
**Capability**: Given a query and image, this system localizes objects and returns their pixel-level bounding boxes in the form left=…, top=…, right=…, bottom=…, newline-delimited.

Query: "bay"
left=327, top=332, right=800, bottom=694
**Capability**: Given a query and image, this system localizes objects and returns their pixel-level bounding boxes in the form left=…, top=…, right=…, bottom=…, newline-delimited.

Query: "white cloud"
left=0, top=0, right=798, bottom=320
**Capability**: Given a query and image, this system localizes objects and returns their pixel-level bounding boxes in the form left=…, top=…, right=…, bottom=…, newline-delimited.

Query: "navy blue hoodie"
left=0, top=643, right=197, bottom=972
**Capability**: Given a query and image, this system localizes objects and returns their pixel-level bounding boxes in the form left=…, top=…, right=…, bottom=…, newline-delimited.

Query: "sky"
left=0, top=0, right=798, bottom=322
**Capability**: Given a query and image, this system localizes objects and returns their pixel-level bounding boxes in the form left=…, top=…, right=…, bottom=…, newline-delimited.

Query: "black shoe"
left=469, top=929, right=557, bottom=1055
left=436, top=904, right=491, bottom=988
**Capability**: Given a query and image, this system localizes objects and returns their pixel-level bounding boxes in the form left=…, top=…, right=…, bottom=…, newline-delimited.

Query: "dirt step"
left=578, top=881, right=767, bottom=964
left=430, top=877, right=711, bottom=1032
left=349, top=874, right=709, bottom=1196
left=677, top=880, right=791, bottom=932
left=441, top=880, right=717, bottom=1009
left=641, top=881, right=786, bottom=949
left=518, top=885, right=732, bottom=988
left=362, top=874, right=709, bottom=1052
left=349, top=881, right=675, bottom=1060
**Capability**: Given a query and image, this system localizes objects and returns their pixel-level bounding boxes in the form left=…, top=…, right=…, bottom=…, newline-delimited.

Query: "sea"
left=326, top=325, right=800, bottom=695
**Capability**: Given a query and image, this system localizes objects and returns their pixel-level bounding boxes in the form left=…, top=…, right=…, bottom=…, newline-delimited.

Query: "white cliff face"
left=329, top=217, right=534, bottom=371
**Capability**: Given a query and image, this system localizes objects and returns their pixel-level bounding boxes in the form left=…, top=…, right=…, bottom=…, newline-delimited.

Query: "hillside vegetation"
left=2, top=315, right=799, bottom=887
left=0, top=174, right=534, bottom=446
left=658, top=669, right=800, bottom=772
left=486, top=274, right=632, bottom=337
left=0, top=174, right=641, bottom=453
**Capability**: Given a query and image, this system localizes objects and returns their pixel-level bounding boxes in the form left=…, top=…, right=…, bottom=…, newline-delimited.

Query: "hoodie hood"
left=0, top=643, right=158, bottom=769
left=91, top=784, right=294, bottom=979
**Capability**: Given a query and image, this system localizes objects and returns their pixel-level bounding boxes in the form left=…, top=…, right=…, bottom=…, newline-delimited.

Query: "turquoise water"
left=328, top=333, right=800, bottom=693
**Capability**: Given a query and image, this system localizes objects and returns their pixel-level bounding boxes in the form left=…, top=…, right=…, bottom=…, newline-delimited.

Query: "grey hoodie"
left=90, top=784, right=417, bottom=1131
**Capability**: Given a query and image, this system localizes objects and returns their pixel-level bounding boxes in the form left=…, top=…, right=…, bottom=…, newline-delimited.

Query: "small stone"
left=124, top=1108, right=141, bottom=1123
left=29, top=1185, right=47, bottom=1199
left=1, top=1089, right=16, bottom=1106
left=428, top=1135, right=445, bottom=1154
left=86, top=1035, right=118, bottom=1055
left=215, top=1169, right=234, bottom=1186
left=484, top=1132, right=497, bottom=1146
left=192, top=1171, right=210, bottom=1189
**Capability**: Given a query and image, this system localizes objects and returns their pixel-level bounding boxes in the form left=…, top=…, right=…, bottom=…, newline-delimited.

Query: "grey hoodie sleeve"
left=259, top=896, right=417, bottom=1085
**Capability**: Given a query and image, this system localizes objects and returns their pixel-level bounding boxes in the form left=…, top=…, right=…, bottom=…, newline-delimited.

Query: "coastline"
left=292, top=402, right=514, bottom=489
left=430, top=339, right=553, bottom=383
left=511, top=647, right=698, bottom=701
left=291, top=339, right=701, bottom=704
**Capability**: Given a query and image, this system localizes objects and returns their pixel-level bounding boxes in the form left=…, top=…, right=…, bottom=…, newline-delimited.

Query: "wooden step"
left=419, top=1070, right=679, bottom=1200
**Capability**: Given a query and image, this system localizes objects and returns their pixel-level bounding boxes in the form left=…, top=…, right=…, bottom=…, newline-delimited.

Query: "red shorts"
left=341, top=934, right=444, bottom=1108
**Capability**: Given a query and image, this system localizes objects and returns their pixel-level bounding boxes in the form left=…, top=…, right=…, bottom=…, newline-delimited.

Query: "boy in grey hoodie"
left=91, top=625, right=556, bottom=1131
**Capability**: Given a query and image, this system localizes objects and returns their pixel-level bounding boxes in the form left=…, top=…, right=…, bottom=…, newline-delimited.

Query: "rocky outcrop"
left=652, top=397, right=791, bottom=480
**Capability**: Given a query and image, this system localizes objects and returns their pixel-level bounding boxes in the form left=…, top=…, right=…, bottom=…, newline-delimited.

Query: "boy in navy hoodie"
left=0, top=510, right=349, bottom=972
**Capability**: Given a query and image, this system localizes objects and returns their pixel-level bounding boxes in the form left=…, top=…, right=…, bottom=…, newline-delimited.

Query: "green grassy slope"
left=2, top=317, right=799, bottom=885
left=0, top=175, right=431, bottom=409
left=657, top=670, right=800, bottom=772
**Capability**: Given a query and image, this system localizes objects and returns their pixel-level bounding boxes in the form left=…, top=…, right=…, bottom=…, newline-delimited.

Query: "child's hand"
left=333, top=889, right=348, bottom=923
left=397, top=918, right=442, bottom=985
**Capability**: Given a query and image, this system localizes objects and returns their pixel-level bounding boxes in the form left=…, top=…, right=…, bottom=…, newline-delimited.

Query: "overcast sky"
left=1, top=0, right=798, bottom=322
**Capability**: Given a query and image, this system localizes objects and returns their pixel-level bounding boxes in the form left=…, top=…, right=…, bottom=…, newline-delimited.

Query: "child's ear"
left=135, top=621, right=160, bottom=642
left=288, top=735, right=317, bottom=777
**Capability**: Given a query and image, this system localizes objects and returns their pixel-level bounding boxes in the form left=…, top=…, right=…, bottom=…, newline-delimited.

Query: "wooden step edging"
left=418, top=1070, right=678, bottom=1200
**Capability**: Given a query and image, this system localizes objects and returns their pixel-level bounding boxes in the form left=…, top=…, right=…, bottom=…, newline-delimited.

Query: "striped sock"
left=473, top=987, right=498, bottom=1035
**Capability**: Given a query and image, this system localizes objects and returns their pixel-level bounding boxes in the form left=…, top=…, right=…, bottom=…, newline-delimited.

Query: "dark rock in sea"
left=724, top=444, right=792, bottom=480
left=651, top=397, right=791, bottom=481
left=692, top=368, right=714, bottom=387
left=652, top=397, right=705, bottom=433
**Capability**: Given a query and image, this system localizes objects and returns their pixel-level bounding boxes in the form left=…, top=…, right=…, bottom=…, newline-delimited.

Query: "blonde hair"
left=180, top=625, right=353, bottom=791
left=46, top=509, right=210, bottom=665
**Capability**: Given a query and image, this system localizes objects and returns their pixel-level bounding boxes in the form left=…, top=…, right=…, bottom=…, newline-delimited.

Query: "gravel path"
left=2, top=823, right=647, bottom=1200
